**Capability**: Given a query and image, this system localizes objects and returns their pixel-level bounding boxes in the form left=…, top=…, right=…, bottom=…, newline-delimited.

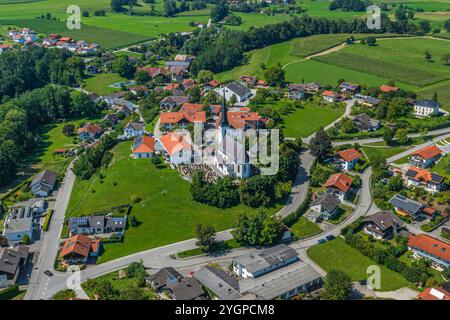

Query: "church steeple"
left=219, top=91, right=229, bottom=129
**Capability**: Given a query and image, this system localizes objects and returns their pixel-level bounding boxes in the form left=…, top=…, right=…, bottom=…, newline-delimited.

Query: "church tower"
left=218, top=91, right=229, bottom=140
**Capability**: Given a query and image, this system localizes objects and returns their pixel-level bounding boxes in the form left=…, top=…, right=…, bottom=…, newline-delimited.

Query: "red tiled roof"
left=337, top=148, right=362, bottom=162
left=412, top=145, right=442, bottom=160
left=408, top=234, right=450, bottom=263
left=406, top=166, right=440, bottom=184
left=215, top=111, right=259, bottom=129
left=207, top=79, right=220, bottom=87
left=60, top=234, right=99, bottom=258
left=380, top=85, right=399, bottom=93
left=324, top=173, right=353, bottom=192
left=77, top=123, right=103, bottom=136
left=422, top=207, right=437, bottom=217
left=158, top=132, right=191, bottom=156
left=139, top=67, right=168, bottom=78
left=322, top=90, right=338, bottom=97
left=418, top=287, right=450, bottom=300
left=133, top=136, right=155, bottom=154
left=160, top=108, right=206, bottom=124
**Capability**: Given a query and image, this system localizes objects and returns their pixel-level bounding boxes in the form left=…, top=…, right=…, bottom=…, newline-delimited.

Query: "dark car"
left=44, top=270, right=53, bottom=277
left=325, top=235, right=335, bottom=241
left=317, top=239, right=326, bottom=244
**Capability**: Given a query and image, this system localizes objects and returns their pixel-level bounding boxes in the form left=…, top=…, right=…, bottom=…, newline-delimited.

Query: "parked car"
left=317, top=239, right=326, bottom=244
left=44, top=270, right=53, bottom=277
left=325, top=235, right=335, bottom=241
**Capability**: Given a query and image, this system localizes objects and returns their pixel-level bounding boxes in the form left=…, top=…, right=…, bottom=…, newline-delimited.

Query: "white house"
left=124, top=121, right=145, bottom=138
left=157, top=132, right=192, bottom=165
left=413, top=100, right=440, bottom=117
left=215, top=81, right=253, bottom=103
left=131, top=136, right=155, bottom=159
left=322, top=90, right=341, bottom=103
left=30, top=170, right=57, bottom=197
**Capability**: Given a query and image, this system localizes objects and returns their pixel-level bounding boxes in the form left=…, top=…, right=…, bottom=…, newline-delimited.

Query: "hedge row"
left=282, top=189, right=312, bottom=227
left=42, top=209, right=54, bottom=232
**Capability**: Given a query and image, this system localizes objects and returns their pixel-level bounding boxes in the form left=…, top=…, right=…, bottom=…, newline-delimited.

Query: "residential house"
left=0, top=246, right=29, bottom=288
left=138, top=67, right=169, bottom=82
left=146, top=267, right=183, bottom=291
left=164, top=83, right=185, bottom=95
left=353, top=113, right=380, bottom=132
left=389, top=194, right=424, bottom=219
left=239, top=261, right=322, bottom=300
left=124, top=121, right=145, bottom=138
left=182, top=78, right=196, bottom=90
left=418, top=286, right=450, bottom=300
left=410, top=145, right=442, bottom=168
left=232, top=244, right=299, bottom=279
left=306, top=82, right=321, bottom=93
left=157, top=132, right=192, bottom=165
left=308, top=193, right=340, bottom=222
left=240, top=75, right=258, bottom=87
left=204, top=79, right=220, bottom=91
left=69, top=215, right=126, bottom=236
left=336, top=148, right=362, bottom=170
left=404, top=166, right=445, bottom=193
left=59, top=234, right=101, bottom=265
left=216, top=81, right=253, bottom=103
left=322, top=90, right=341, bottom=103
left=193, top=265, right=242, bottom=300
left=323, top=173, right=353, bottom=201
left=362, top=96, right=381, bottom=107
left=407, top=234, right=450, bottom=269
left=131, top=136, right=155, bottom=159
left=288, top=84, right=306, bottom=100
left=379, top=85, right=399, bottom=94
left=413, top=100, right=440, bottom=117
left=2, top=207, right=34, bottom=243
left=77, top=123, right=103, bottom=141
left=362, top=211, right=404, bottom=239
left=166, top=277, right=207, bottom=300
left=339, top=82, right=360, bottom=94
left=102, top=114, right=120, bottom=126
left=129, top=85, right=149, bottom=96
left=30, top=169, right=57, bottom=197
left=160, top=95, right=189, bottom=111
left=159, top=108, right=206, bottom=130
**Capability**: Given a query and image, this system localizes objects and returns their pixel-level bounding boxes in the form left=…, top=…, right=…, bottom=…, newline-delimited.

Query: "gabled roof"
left=336, top=148, right=362, bottom=162
left=160, top=109, right=206, bottom=124
left=77, top=123, right=103, bottom=136
left=160, top=95, right=189, bottom=105
left=363, top=211, right=404, bottom=232
left=322, top=90, right=339, bottom=98
left=414, top=99, right=439, bottom=109
left=0, top=245, right=28, bottom=276
left=408, top=234, right=450, bottom=263
left=31, top=169, right=57, bottom=188
left=310, top=194, right=339, bottom=213
left=60, top=234, right=99, bottom=258
left=132, top=136, right=155, bottom=154
left=405, top=166, right=444, bottom=184
left=363, top=96, right=381, bottom=105
left=389, top=194, right=423, bottom=216
left=412, top=145, right=442, bottom=160
left=125, top=121, right=145, bottom=131
left=158, top=132, right=191, bottom=156
left=418, top=287, right=450, bottom=300
left=167, top=277, right=205, bottom=300
left=380, top=85, right=399, bottom=93
left=226, top=81, right=251, bottom=98
left=193, top=265, right=241, bottom=300
left=207, top=79, right=220, bottom=87
left=324, top=173, right=353, bottom=192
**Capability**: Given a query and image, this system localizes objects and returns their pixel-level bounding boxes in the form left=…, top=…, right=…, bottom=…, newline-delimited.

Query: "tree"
left=134, top=70, right=150, bottom=84
left=0, top=236, right=8, bottom=247
left=231, top=211, right=283, bottom=246
left=322, top=270, right=353, bottom=300
left=445, top=19, right=450, bottom=32
left=263, top=64, right=285, bottom=86
left=366, top=36, right=376, bottom=46
left=62, top=124, right=75, bottom=137
left=112, top=55, right=136, bottom=78
left=309, top=129, right=333, bottom=160
left=127, top=261, right=147, bottom=286
left=196, top=70, right=213, bottom=84
left=91, top=279, right=117, bottom=300
left=442, top=54, right=450, bottom=65
left=419, top=20, right=431, bottom=33
left=387, top=175, right=403, bottom=191
left=395, top=128, right=409, bottom=144
left=163, top=0, right=178, bottom=17
left=424, top=50, right=432, bottom=61
left=210, top=2, right=228, bottom=23
left=383, top=127, right=395, bottom=145
left=195, top=224, right=216, bottom=252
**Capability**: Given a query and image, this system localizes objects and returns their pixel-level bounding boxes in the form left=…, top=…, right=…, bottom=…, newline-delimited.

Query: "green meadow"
left=67, top=142, right=281, bottom=263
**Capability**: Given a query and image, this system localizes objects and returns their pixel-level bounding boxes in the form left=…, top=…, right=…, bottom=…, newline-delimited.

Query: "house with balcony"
left=323, top=173, right=353, bottom=201
left=362, top=211, right=404, bottom=239
left=409, top=145, right=442, bottom=168
left=404, top=166, right=445, bottom=193
left=336, top=148, right=362, bottom=170
left=407, top=234, right=450, bottom=269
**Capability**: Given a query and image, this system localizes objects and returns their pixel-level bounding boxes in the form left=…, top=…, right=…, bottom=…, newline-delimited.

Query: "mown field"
left=307, top=238, right=412, bottom=291
left=84, top=73, right=125, bottom=96
left=67, top=142, right=281, bottom=263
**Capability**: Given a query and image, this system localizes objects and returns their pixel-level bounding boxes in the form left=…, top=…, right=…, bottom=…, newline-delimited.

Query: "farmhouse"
left=0, top=245, right=29, bottom=288
left=77, top=123, right=103, bottom=141
left=407, top=234, right=450, bottom=269
left=362, top=211, right=404, bottom=240
left=59, top=234, right=100, bottom=265
left=336, top=148, right=362, bottom=170
left=157, top=132, right=192, bottom=165
left=389, top=194, right=424, bottom=219
left=216, top=81, right=253, bottom=103
left=323, top=173, right=353, bottom=201
left=353, top=113, right=380, bottom=132
left=413, top=100, right=440, bottom=117
left=232, top=244, right=299, bottom=279
left=404, top=166, right=445, bottom=193
left=308, top=193, right=340, bottom=222
left=124, top=121, right=145, bottom=138
left=69, top=215, right=127, bottom=236
left=131, top=136, right=155, bottom=159
left=322, top=90, right=341, bottom=103
left=410, top=145, right=442, bottom=168
left=160, top=95, right=189, bottom=110
left=30, top=169, right=57, bottom=197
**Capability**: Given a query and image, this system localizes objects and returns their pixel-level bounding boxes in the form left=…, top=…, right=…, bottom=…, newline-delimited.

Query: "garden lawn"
left=361, top=142, right=413, bottom=161
left=433, top=154, right=450, bottom=179
left=417, top=79, right=450, bottom=111
left=278, top=102, right=344, bottom=138
left=84, top=73, right=125, bottom=96
left=67, top=142, right=281, bottom=263
left=289, top=217, right=321, bottom=239
left=307, top=238, right=412, bottom=291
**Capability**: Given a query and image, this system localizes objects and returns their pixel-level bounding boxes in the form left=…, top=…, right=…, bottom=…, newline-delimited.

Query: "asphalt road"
left=24, top=161, right=77, bottom=300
